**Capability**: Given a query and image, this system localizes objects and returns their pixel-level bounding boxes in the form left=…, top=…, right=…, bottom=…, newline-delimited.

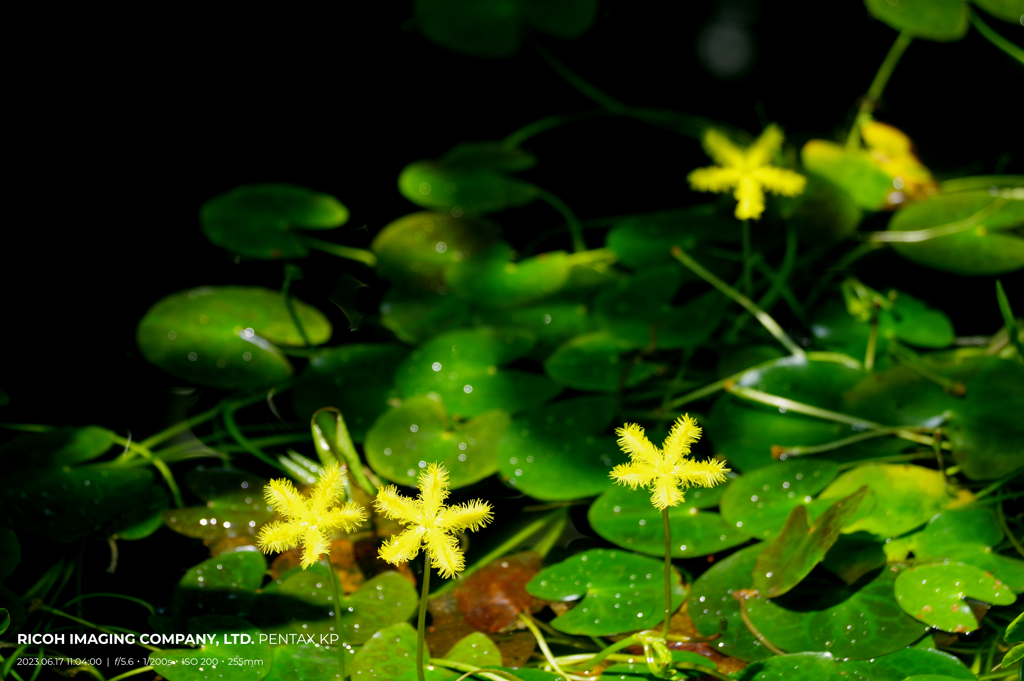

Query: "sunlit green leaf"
left=908, top=508, right=1024, bottom=591
left=149, top=616, right=271, bottom=681
left=544, top=331, right=661, bottom=392
left=200, top=184, right=349, bottom=260
left=445, top=241, right=569, bottom=307
left=364, top=395, right=509, bottom=489
left=478, top=297, right=597, bottom=359
left=173, top=551, right=267, bottom=621
left=832, top=648, right=975, bottom=680
left=865, top=0, right=969, bottom=41
left=730, top=652, right=837, bottom=680
left=263, top=638, right=345, bottom=681
left=444, top=631, right=502, bottom=667
left=894, top=561, right=1015, bottom=632
left=350, top=622, right=457, bottom=680
left=971, top=0, right=1024, bottom=22
left=164, top=469, right=272, bottom=542
left=526, top=549, right=686, bottom=635
left=380, top=287, right=473, bottom=344
left=1008, top=611, right=1023, bottom=642
left=801, top=140, right=896, bottom=210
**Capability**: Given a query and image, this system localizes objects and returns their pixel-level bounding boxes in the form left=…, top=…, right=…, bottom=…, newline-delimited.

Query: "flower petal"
left=423, top=528, right=464, bottom=579
left=256, top=520, right=304, bottom=554
left=702, top=129, right=745, bottom=167
left=688, top=166, right=739, bottom=194
left=615, top=423, right=661, bottom=466
left=746, top=124, right=784, bottom=167
left=675, top=457, right=731, bottom=488
left=309, top=464, right=345, bottom=517
left=321, top=501, right=369, bottom=533
left=379, top=527, right=424, bottom=567
left=265, top=478, right=310, bottom=522
left=418, top=463, right=451, bottom=519
left=610, top=460, right=657, bottom=489
left=662, top=414, right=702, bottom=461
left=734, top=176, right=766, bottom=221
left=650, top=478, right=685, bottom=510
left=437, top=500, right=493, bottom=533
left=300, top=527, right=331, bottom=569
left=374, top=485, right=421, bottom=525
left=753, top=167, right=807, bottom=197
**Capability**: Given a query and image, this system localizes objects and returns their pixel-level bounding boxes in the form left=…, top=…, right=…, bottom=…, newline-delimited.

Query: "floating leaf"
left=173, top=551, right=267, bottom=621
left=888, top=189, right=1024, bottom=275
left=832, top=648, right=975, bottom=680
left=444, top=631, right=503, bottom=667
left=380, top=288, right=473, bottom=344
left=544, top=331, right=661, bottom=392
left=137, top=287, right=331, bottom=390
left=365, top=395, right=509, bottom=489
left=779, top=173, right=863, bottom=241
left=801, top=140, right=896, bottom=210
left=588, top=484, right=748, bottom=558
left=864, top=0, right=969, bottom=41
left=909, top=508, right=1024, bottom=591
left=752, top=487, right=867, bottom=597
left=395, top=327, right=561, bottom=416
left=0, top=426, right=116, bottom=476
left=350, top=622, right=457, bottom=680
left=526, top=549, right=686, bottom=636
left=117, top=502, right=169, bottom=541
left=894, top=562, right=1015, bottom=632
left=718, top=459, right=839, bottom=540
left=200, top=184, right=349, bottom=260
left=164, top=469, right=272, bottom=542
left=0, top=529, right=18, bottom=582
left=292, top=344, right=410, bottom=443
left=149, top=616, right=271, bottom=681
left=454, top=551, right=542, bottom=632
left=820, top=532, right=888, bottom=585
left=972, top=0, right=1024, bottom=22
left=746, top=567, right=928, bottom=659
left=729, top=652, right=837, bottom=681
left=497, top=396, right=623, bottom=500
left=263, top=638, right=343, bottom=681
left=399, top=143, right=538, bottom=214
left=445, top=241, right=569, bottom=307
left=478, top=297, right=597, bottom=359
left=605, top=206, right=740, bottom=269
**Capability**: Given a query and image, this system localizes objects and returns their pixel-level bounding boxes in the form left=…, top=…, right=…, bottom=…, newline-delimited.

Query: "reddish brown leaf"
left=454, top=551, right=543, bottom=633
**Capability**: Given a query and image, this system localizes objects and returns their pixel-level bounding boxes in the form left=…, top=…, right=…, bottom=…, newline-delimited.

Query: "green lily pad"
left=292, top=344, right=411, bottom=443
left=275, top=567, right=418, bottom=645
left=118, top=502, right=169, bottom=540
left=526, top=549, right=686, bottom=636
left=865, top=0, right=969, bottom=41
left=444, top=631, right=502, bottom=667
left=478, top=297, right=597, bottom=359
left=544, top=331, right=661, bottom=392
left=380, top=287, right=473, bottom=344
left=752, top=487, right=867, bottom=598
left=718, top=459, right=840, bottom=540
left=730, top=652, right=836, bottom=680
left=263, top=638, right=348, bottom=681
left=0, top=529, right=18, bottom=582
left=0, top=426, right=116, bottom=476
left=687, top=543, right=772, bottom=661
left=398, top=143, right=538, bottom=214
left=812, top=464, right=956, bottom=538
left=173, top=551, right=267, bottom=620
left=894, top=561, right=1016, bottom=632
left=801, top=140, right=895, bottom=210
left=746, top=566, right=928, bottom=660
left=605, top=205, right=740, bottom=269
left=364, top=395, right=509, bottom=489
left=888, top=190, right=1024, bottom=275
left=909, top=508, right=1024, bottom=591
left=602, top=651, right=717, bottom=679
left=350, top=622, right=456, bottom=681
left=497, top=395, right=622, bottom=500
left=445, top=241, right=569, bottom=307
left=820, top=532, right=889, bottom=585
left=164, top=470, right=272, bottom=542
left=588, top=484, right=749, bottom=558
left=780, top=172, right=863, bottom=242
left=594, top=263, right=725, bottom=350
left=395, top=327, right=562, bottom=416
left=972, top=0, right=1024, bottom=22
left=137, top=287, right=332, bottom=390
left=415, top=0, right=598, bottom=57
left=371, top=212, right=501, bottom=291
left=149, top=616, right=271, bottom=681
left=200, top=184, right=349, bottom=260
left=832, top=648, right=975, bottom=680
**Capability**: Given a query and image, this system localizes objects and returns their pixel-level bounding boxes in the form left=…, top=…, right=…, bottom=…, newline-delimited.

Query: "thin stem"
left=0, top=652, right=28, bottom=681
left=729, top=225, right=801, bottom=339
left=535, top=188, right=585, bottom=253
left=138, top=402, right=226, bottom=450
left=299, top=236, right=377, bottom=267
left=996, top=280, right=1024, bottom=361
left=733, top=591, right=787, bottom=656
left=836, top=452, right=935, bottom=471
left=324, top=557, right=347, bottom=680
left=109, top=435, right=184, bottom=508
left=996, top=504, right=1024, bottom=560
left=562, top=637, right=637, bottom=670
left=431, top=659, right=524, bottom=681
left=417, top=563, right=432, bottom=681
left=282, top=265, right=312, bottom=348
left=33, top=606, right=160, bottom=652
left=106, top=667, right=155, bottom=681
left=865, top=304, right=880, bottom=371
left=889, top=341, right=967, bottom=395
left=741, top=219, right=752, bottom=299
left=862, top=196, right=1010, bottom=242
left=223, top=405, right=289, bottom=473
left=661, top=509, right=672, bottom=639
left=846, top=31, right=913, bottom=149
left=502, top=110, right=610, bottom=149
left=671, top=246, right=806, bottom=359
left=518, top=613, right=569, bottom=680
left=975, top=471, right=1024, bottom=500
left=773, top=426, right=919, bottom=459
left=970, top=8, right=1024, bottom=65
left=802, top=242, right=885, bottom=311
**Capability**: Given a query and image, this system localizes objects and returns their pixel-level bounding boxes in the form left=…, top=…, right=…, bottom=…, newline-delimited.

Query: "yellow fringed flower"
left=688, top=125, right=806, bottom=221
left=374, top=463, right=493, bottom=579
left=610, top=416, right=730, bottom=510
left=256, top=464, right=368, bottom=569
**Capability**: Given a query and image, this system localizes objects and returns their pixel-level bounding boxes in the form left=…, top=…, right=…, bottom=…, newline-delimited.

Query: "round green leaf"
left=911, top=508, right=1024, bottom=591
left=479, top=297, right=597, bottom=359
left=526, top=549, right=686, bottom=636
left=888, top=190, right=1024, bottom=275
left=0, top=426, right=116, bottom=477
left=746, top=566, right=928, bottom=660
left=865, top=0, right=969, bottom=41
left=263, top=638, right=347, bottom=681
left=801, top=140, right=895, bottom=210
left=163, top=471, right=273, bottom=542
left=971, top=0, right=1024, bottom=22
left=149, top=616, right=271, bottom=681
left=780, top=172, right=863, bottom=242
left=350, top=622, right=457, bottom=680
left=729, top=652, right=836, bottom=680
left=371, top=211, right=500, bottom=291
left=588, top=484, right=749, bottom=558
left=137, top=287, right=331, bottom=390
left=380, top=287, right=473, bottom=344
left=833, top=648, right=975, bottom=680
left=395, top=327, right=561, bottom=416
left=173, top=551, right=267, bottom=621
left=364, top=395, right=509, bottom=489
left=544, top=331, right=661, bottom=392
left=117, top=500, right=169, bottom=540
left=810, top=291, right=954, bottom=358
left=605, top=206, right=739, bottom=269
left=0, top=529, right=19, bottom=582
left=292, top=344, right=410, bottom=443
left=497, top=395, right=624, bottom=500
left=895, top=561, right=1016, bottom=632
left=444, top=631, right=502, bottom=667
left=201, top=184, right=349, bottom=260
left=687, top=543, right=773, bottom=661
left=719, top=459, right=840, bottom=540
left=275, top=568, right=418, bottom=645
left=445, top=241, right=569, bottom=307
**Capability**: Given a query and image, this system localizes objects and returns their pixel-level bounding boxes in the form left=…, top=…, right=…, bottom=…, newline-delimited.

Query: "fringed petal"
left=437, top=500, right=493, bottom=533
left=419, top=463, right=450, bottom=519
left=734, top=176, right=766, bottom=220
left=309, top=464, right=345, bottom=516
left=753, top=167, right=807, bottom=197
left=702, top=129, right=745, bottom=167
left=264, top=478, right=309, bottom=522
left=256, top=520, right=304, bottom=554
left=379, top=527, right=424, bottom=567
left=300, top=527, right=331, bottom=569
left=610, top=461, right=656, bottom=489
left=688, top=166, right=740, bottom=194
left=746, top=124, right=784, bottom=167
left=650, top=479, right=685, bottom=510
left=423, top=528, right=464, bottom=579
left=615, top=423, right=661, bottom=466
left=662, top=414, right=702, bottom=460
left=321, top=501, right=369, bottom=533
left=676, top=457, right=731, bottom=488
left=374, top=484, right=421, bottom=525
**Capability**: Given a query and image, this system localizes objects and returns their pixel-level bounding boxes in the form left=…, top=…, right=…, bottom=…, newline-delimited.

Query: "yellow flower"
left=610, top=416, right=730, bottom=510
left=256, top=464, right=368, bottom=569
left=374, top=463, right=493, bottom=579
left=688, top=125, right=806, bottom=221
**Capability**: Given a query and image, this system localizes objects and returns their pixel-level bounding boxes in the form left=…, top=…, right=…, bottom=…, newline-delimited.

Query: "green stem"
left=324, top=557, right=347, bottom=680
left=217, top=433, right=312, bottom=452
left=430, top=659, right=523, bottom=681
left=535, top=188, right=585, bottom=253
left=502, top=110, right=610, bottom=148
left=741, top=219, right=752, bottom=299
left=282, top=265, right=312, bottom=348
left=671, top=246, right=806, bottom=359
left=729, top=224, right=802, bottom=339
left=661, top=509, right=672, bottom=639
left=33, top=606, right=160, bottom=652
left=0, top=652, right=28, bottom=681
left=562, top=637, right=637, bottom=670
left=836, top=452, right=935, bottom=471
left=299, top=236, right=377, bottom=267
left=802, top=242, right=885, bottom=312
left=996, top=280, right=1024, bottom=361
left=970, top=8, right=1024, bottom=65
left=865, top=304, right=880, bottom=372
left=109, top=435, right=184, bottom=508
left=996, top=503, right=1024, bottom=560
left=888, top=341, right=966, bottom=395
left=776, top=427, right=922, bottom=459
left=223, top=405, right=289, bottom=473
left=975, top=470, right=1024, bottom=500
left=138, top=402, right=226, bottom=450
left=417, top=562, right=432, bottom=681
left=846, top=31, right=913, bottom=149
left=734, top=593, right=787, bottom=656
left=863, top=196, right=1010, bottom=243
left=518, top=613, right=569, bottom=680
left=106, top=667, right=155, bottom=681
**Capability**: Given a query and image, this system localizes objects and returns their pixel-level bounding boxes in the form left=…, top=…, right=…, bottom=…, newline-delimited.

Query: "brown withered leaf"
left=455, top=551, right=543, bottom=633
left=622, top=607, right=747, bottom=675
left=426, top=590, right=537, bottom=667
left=205, top=535, right=257, bottom=556
left=270, top=539, right=365, bottom=594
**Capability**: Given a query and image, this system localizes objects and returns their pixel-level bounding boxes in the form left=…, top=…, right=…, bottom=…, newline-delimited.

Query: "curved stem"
left=741, top=219, right=753, bottom=299
left=106, top=667, right=155, bottom=681
left=996, top=503, right=1024, bottom=560
left=846, top=31, right=913, bottom=149
left=519, top=612, right=570, bottom=680
left=282, top=265, right=312, bottom=347
left=661, top=509, right=673, bottom=639
left=138, top=402, right=226, bottom=450
left=324, top=557, right=347, bottom=680
left=970, top=8, right=1024, bottom=65
left=733, top=592, right=787, bottom=656
left=33, top=606, right=160, bottom=652
left=109, top=435, right=184, bottom=508
left=300, top=236, right=377, bottom=268
left=417, top=562, right=432, bottom=681
left=863, top=196, right=1010, bottom=243
left=535, top=189, right=585, bottom=253
left=502, top=110, right=610, bottom=149
left=223, top=405, right=289, bottom=473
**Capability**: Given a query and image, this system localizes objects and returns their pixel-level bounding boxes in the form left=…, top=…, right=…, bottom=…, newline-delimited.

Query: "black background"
left=2, top=0, right=1022, bottom=671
